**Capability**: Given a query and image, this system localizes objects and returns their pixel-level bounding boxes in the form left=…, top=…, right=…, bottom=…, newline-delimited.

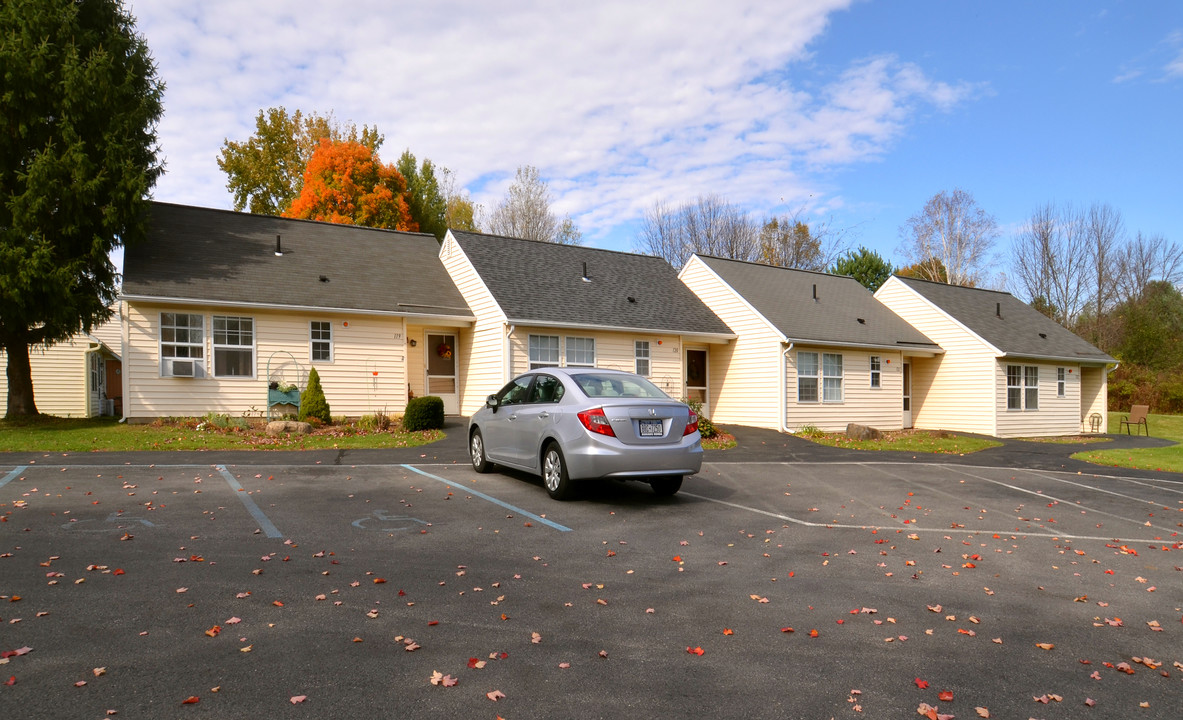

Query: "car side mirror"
left=486, top=394, right=500, bottom=412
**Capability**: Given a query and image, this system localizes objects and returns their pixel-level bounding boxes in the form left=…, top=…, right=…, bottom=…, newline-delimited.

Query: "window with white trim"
left=797, top=352, right=818, bottom=402
left=565, top=336, right=595, bottom=367
left=635, top=340, right=650, bottom=376
left=212, top=316, right=255, bottom=377
left=1007, top=364, right=1039, bottom=410
left=1025, top=366, right=1039, bottom=409
left=1057, top=367, right=1066, bottom=397
left=311, top=321, right=333, bottom=362
left=160, top=313, right=204, bottom=376
left=870, top=356, right=881, bottom=388
left=823, top=353, right=844, bottom=402
left=528, top=334, right=560, bottom=370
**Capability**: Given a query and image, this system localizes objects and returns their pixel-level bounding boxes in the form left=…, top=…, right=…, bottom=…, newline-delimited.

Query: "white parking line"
left=1, top=466, right=28, bottom=489
left=400, top=464, right=572, bottom=532
left=216, top=464, right=284, bottom=538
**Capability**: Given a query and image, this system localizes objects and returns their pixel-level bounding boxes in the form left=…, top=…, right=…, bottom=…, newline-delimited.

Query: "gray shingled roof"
left=889, top=276, right=1115, bottom=364
left=451, top=231, right=734, bottom=337
left=122, top=203, right=473, bottom=320
left=695, top=255, right=939, bottom=350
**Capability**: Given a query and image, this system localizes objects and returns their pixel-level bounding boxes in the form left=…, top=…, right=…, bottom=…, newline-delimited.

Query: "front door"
left=685, top=349, right=708, bottom=414
left=902, top=362, right=912, bottom=429
left=425, top=333, right=459, bottom=415
left=88, top=352, right=106, bottom=416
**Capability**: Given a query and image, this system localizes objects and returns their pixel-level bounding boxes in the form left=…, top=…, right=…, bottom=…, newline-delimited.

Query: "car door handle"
left=508, top=413, right=518, bottom=421
left=538, top=411, right=549, bottom=419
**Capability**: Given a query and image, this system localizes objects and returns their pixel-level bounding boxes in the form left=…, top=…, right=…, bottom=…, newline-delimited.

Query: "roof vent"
left=627, top=296, right=637, bottom=303
left=319, top=275, right=329, bottom=283
left=1039, top=332, right=1047, bottom=339
left=995, top=302, right=1001, bottom=318
left=857, top=318, right=865, bottom=324
left=581, top=262, right=591, bottom=283
left=275, top=235, right=283, bottom=256
left=812, top=284, right=818, bottom=302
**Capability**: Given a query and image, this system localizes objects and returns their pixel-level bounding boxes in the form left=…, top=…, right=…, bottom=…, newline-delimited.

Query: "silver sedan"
left=468, top=368, right=702, bottom=500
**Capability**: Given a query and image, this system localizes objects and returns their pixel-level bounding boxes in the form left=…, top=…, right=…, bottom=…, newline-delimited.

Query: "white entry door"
left=902, top=362, right=912, bottom=429
left=425, top=333, right=459, bottom=415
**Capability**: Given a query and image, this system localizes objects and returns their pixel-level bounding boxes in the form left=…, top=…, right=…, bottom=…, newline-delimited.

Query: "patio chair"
left=1118, top=405, right=1150, bottom=436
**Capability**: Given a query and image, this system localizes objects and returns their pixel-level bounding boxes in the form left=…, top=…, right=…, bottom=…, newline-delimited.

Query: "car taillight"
left=577, top=407, right=616, bottom=437
left=683, top=409, right=699, bottom=436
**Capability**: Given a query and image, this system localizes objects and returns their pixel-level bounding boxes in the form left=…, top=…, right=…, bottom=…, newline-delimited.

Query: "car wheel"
left=650, top=475, right=683, bottom=497
left=542, top=442, right=575, bottom=501
left=470, top=428, right=491, bottom=473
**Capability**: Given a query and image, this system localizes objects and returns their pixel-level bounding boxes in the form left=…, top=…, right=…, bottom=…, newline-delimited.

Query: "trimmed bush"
left=298, top=367, right=331, bottom=424
left=403, top=395, right=445, bottom=431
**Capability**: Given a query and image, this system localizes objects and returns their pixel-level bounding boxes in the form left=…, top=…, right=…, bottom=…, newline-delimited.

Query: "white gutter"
left=119, top=293, right=474, bottom=324
left=778, top=343, right=794, bottom=434
left=1106, top=362, right=1120, bottom=375
left=504, top=318, right=735, bottom=343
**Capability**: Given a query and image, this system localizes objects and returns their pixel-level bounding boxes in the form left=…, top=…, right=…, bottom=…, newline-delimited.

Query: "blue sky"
left=131, top=1, right=1182, bottom=279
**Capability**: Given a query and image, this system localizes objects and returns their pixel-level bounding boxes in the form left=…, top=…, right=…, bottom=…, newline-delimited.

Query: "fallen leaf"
left=914, top=678, right=929, bottom=689
left=290, top=695, right=306, bottom=704
left=938, top=690, right=953, bottom=702
left=687, top=646, right=705, bottom=656
left=93, top=667, right=106, bottom=677
left=1035, top=642, right=1054, bottom=650
left=181, top=696, right=199, bottom=705
left=975, top=707, right=989, bottom=718
left=531, top=632, right=542, bottom=644
left=486, top=690, right=506, bottom=701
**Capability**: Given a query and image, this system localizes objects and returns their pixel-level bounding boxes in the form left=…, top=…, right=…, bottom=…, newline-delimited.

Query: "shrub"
left=299, top=367, right=331, bottom=424
left=403, top=396, right=445, bottom=431
left=358, top=412, right=391, bottom=432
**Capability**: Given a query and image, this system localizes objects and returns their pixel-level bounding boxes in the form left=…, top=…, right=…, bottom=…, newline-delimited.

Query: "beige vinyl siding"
left=440, top=235, right=508, bottom=415
left=125, top=303, right=408, bottom=419
left=785, top=347, right=904, bottom=432
left=0, top=338, right=92, bottom=417
left=995, top=362, right=1084, bottom=438
left=89, top=315, right=123, bottom=352
left=507, top=328, right=683, bottom=395
left=679, top=257, right=782, bottom=430
left=875, top=279, right=997, bottom=435
left=1079, top=366, right=1108, bottom=433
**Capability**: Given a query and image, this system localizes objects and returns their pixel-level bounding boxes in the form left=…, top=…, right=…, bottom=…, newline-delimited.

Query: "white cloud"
left=130, top=0, right=974, bottom=246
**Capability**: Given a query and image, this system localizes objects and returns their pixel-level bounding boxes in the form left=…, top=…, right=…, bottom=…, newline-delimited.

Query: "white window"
left=212, top=316, right=255, bottom=377
left=823, top=353, right=844, bottom=402
left=311, top=321, right=333, bottom=362
left=566, top=336, right=595, bottom=367
left=870, top=356, right=881, bottom=389
left=1057, top=367, right=1066, bottom=397
left=528, top=334, right=560, bottom=370
left=797, top=351, right=818, bottom=402
left=1025, top=366, right=1039, bottom=409
left=635, top=340, right=650, bottom=376
left=160, top=313, right=204, bottom=377
left=1007, top=364, right=1039, bottom=410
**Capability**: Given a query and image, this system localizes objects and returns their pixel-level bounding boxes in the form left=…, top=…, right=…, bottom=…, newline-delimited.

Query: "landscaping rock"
left=266, top=420, right=312, bottom=436
left=846, top=423, right=882, bottom=441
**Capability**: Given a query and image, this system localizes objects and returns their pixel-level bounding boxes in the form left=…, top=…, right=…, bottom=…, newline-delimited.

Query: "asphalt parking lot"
left=2, top=449, right=1181, bottom=718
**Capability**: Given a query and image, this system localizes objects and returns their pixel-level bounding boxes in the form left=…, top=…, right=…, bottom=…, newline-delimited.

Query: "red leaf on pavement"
left=722, top=628, right=734, bottom=636
left=687, top=646, right=705, bottom=656
left=3, top=676, right=14, bottom=686
left=487, top=690, right=506, bottom=701
left=290, top=695, right=307, bottom=704
left=914, top=678, right=930, bottom=689
left=809, top=629, right=819, bottom=638
left=781, top=627, right=794, bottom=633
left=938, top=690, right=954, bottom=702
left=181, top=696, right=199, bottom=704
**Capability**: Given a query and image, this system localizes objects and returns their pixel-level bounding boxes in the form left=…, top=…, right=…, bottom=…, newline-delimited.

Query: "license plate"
left=638, top=419, right=664, bottom=437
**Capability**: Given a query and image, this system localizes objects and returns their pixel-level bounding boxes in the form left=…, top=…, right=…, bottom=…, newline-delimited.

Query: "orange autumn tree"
left=283, top=139, right=417, bottom=230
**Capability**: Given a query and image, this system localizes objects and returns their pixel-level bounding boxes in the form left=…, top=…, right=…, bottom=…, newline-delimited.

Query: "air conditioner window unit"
left=171, top=360, right=195, bottom=377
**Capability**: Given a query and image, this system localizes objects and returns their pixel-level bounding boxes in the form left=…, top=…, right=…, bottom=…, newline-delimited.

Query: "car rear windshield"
left=571, top=373, right=670, bottom=399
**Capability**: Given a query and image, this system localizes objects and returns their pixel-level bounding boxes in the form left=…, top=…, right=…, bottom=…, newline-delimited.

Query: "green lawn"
left=1071, top=412, right=1183, bottom=473
left=801, top=428, right=1002, bottom=454
left=0, top=415, right=444, bottom=452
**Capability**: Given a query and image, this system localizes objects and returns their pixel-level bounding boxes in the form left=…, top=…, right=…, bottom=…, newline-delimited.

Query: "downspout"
left=778, top=343, right=794, bottom=433
left=504, top=324, right=515, bottom=384
left=119, top=300, right=129, bottom=423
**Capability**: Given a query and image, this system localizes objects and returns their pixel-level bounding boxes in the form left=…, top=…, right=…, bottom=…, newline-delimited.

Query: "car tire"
left=470, top=428, right=491, bottom=473
left=650, top=475, right=683, bottom=497
left=542, top=442, right=575, bottom=501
